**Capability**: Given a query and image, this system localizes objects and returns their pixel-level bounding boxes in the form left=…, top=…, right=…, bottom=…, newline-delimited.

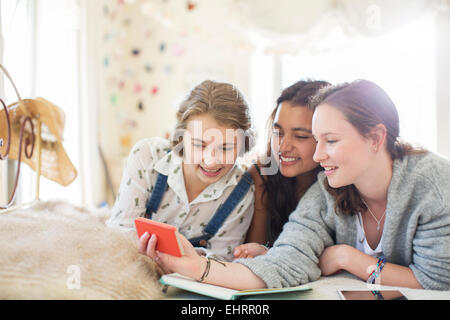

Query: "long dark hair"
left=308, top=79, right=426, bottom=216
left=260, top=80, right=330, bottom=246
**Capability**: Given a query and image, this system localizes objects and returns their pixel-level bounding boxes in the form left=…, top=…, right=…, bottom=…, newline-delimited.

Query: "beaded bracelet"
left=367, top=257, right=386, bottom=284
left=371, top=290, right=384, bottom=300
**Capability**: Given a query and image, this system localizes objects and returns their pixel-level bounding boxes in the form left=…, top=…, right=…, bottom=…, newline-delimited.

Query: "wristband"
left=260, top=241, right=270, bottom=252
left=196, top=256, right=226, bottom=283
left=197, top=257, right=210, bottom=283
left=367, top=257, right=386, bottom=284
left=371, top=290, right=384, bottom=300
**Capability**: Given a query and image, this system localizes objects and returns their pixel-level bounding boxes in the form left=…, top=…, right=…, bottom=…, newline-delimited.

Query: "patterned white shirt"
left=106, top=137, right=255, bottom=261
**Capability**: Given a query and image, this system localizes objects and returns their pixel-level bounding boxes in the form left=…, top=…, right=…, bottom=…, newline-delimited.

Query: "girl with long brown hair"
left=233, top=80, right=329, bottom=258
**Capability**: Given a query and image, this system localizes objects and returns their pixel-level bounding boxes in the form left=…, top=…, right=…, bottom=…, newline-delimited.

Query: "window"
left=281, top=13, right=436, bottom=152
left=1, top=0, right=82, bottom=205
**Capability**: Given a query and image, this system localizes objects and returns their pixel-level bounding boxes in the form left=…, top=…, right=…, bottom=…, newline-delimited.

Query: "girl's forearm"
left=200, top=259, right=267, bottom=291
left=153, top=233, right=266, bottom=290
left=342, top=247, right=423, bottom=289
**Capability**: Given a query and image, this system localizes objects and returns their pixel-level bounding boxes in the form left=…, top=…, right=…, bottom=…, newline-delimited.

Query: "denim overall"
left=145, top=170, right=253, bottom=248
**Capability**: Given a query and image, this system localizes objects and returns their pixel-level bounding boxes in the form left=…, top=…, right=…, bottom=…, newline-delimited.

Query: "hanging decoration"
left=110, top=94, right=118, bottom=106
left=119, top=134, right=132, bottom=148
left=187, top=1, right=196, bottom=11
left=151, top=86, right=159, bottom=95
left=134, top=83, right=143, bottom=94
left=144, top=64, right=153, bottom=73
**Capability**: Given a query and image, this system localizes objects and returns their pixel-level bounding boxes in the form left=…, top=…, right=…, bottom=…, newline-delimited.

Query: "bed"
left=0, top=200, right=164, bottom=299
left=0, top=64, right=163, bottom=299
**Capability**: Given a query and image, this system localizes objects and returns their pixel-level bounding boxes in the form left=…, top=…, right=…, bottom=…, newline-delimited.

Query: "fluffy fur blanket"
left=0, top=201, right=164, bottom=299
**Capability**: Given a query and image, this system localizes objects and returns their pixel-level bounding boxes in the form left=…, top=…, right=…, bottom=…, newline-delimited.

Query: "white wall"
left=436, top=10, right=450, bottom=159
left=98, top=0, right=253, bottom=203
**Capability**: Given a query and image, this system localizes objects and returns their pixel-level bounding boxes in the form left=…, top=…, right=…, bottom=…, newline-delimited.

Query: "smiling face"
left=182, top=113, right=240, bottom=187
left=312, top=104, right=376, bottom=188
left=271, top=101, right=319, bottom=179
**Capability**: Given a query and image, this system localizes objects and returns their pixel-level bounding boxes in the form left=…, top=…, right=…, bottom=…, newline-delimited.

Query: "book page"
left=233, top=285, right=311, bottom=297
left=160, top=273, right=239, bottom=300
left=174, top=231, right=185, bottom=256
left=161, top=273, right=312, bottom=300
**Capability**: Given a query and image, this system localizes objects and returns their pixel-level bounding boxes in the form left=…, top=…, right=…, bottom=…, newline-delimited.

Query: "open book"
left=160, top=273, right=312, bottom=300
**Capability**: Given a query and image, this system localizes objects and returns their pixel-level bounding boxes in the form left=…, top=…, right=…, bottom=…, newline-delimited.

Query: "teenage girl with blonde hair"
left=107, top=80, right=255, bottom=262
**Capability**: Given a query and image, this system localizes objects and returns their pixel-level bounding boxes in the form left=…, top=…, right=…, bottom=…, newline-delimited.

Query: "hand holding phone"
left=135, top=217, right=184, bottom=257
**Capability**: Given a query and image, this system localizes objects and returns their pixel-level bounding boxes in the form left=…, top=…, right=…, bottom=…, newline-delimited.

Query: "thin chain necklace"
left=361, top=198, right=386, bottom=231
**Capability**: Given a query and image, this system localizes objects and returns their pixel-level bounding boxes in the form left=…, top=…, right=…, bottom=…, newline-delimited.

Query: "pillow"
left=0, top=200, right=164, bottom=299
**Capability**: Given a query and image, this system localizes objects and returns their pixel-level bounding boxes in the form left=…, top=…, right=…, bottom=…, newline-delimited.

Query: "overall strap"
left=145, top=173, right=168, bottom=219
left=145, top=148, right=172, bottom=219
left=189, top=171, right=253, bottom=248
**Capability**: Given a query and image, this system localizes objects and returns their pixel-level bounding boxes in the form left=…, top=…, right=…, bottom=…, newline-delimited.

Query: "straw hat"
left=0, top=98, right=77, bottom=186
left=0, top=64, right=77, bottom=187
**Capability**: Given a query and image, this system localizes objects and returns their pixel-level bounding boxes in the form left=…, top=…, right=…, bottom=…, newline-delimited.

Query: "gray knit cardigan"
left=236, top=152, right=450, bottom=290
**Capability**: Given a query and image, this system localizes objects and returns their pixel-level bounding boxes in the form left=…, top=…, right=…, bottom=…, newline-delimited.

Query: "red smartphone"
left=135, top=217, right=184, bottom=257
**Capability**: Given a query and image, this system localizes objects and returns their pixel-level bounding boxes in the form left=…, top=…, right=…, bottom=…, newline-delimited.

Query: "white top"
left=106, top=137, right=255, bottom=261
left=355, top=212, right=384, bottom=258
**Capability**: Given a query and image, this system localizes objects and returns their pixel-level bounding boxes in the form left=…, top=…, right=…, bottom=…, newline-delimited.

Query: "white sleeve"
left=106, top=139, right=159, bottom=229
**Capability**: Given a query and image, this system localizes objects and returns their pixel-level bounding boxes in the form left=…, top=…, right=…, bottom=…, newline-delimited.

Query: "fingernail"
left=142, top=232, right=149, bottom=238
left=150, top=233, right=156, bottom=241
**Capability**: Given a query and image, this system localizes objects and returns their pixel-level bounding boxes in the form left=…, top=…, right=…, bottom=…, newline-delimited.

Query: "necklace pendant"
left=377, top=223, right=380, bottom=231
